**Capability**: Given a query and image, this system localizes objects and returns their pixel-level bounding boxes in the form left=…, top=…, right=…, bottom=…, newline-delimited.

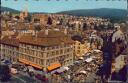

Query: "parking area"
left=0, top=50, right=103, bottom=83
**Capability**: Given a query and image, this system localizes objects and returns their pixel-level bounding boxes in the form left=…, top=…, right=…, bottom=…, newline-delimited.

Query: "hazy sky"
left=1, top=0, right=127, bottom=13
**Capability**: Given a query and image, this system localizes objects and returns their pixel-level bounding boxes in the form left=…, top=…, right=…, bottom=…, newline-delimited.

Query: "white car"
left=11, top=68, right=18, bottom=74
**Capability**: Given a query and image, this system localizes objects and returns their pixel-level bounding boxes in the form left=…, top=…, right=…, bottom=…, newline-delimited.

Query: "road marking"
left=12, top=75, right=26, bottom=83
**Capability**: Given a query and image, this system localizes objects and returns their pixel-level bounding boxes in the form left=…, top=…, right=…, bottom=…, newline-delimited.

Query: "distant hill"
left=57, top=8, right=127, bottom=20
left=1, top=7, right=127, bottom=20
left=1, top=6, right=20, bottom=13
left=1, top=6, right=48, bottom=14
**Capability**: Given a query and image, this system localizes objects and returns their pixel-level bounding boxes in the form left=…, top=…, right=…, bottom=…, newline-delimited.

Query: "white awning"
left=85, top=58, right=93, bottom=62
left=56, top=67, right=65, bottom=73
left=28, top=66, right=34, bottom=72
left=51, top=70, right=57, bottom=74
left=80, top=71, right=87, bottom=74
left=93, top=49, right=101, bottom=53
left=63, top=67, right=69, bottom=70
left=79, top=57, right=84, bottom=60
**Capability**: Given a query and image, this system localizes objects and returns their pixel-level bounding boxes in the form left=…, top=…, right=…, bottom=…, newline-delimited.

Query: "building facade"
left=1, top=37, right=19, bottom=62
left=74, top=40, right=90, bottom=57
left=18, top=30, right=74, bottom=72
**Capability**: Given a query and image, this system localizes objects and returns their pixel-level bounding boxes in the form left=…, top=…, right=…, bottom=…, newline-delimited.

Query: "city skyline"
left=1, top=0, right=127, bottom=13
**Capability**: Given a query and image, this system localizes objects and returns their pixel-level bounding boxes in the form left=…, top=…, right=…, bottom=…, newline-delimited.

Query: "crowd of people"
left=47, top=51, right=103, bottom=83
left=1, top=11, right=128, bottom=83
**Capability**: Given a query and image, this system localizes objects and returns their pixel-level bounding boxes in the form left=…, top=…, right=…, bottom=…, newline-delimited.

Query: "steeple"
left=20, top=3, right=28, bottom=20
left=23, top=3, right=28, bottom=17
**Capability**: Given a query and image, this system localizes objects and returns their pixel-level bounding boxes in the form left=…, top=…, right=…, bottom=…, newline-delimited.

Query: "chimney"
left=64, top=28, right=67, bottom=35
left=45, top=29, right=49, bottom=35
left=32, top=31, right=35, bottom=36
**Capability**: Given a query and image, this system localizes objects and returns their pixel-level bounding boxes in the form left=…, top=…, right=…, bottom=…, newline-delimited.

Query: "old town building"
left=18, top=29, right=74, bottom=72
left=74, top=40, right=90, bottom=57
left=32, top=14, right=49, bottom=25
left=20, top=8, right=28, bottom=21
left=72, top=35, right=91, bottom=58
left=1, top=36, right=19, bottom=62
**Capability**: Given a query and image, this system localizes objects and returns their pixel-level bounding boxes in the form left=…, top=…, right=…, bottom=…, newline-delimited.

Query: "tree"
left=47, top=17, right=52, bottom=25
left=0, top=65, right=11, bottom=82
left=24, top=15, right=32, bottom=22
left=15, top=16, right=20, bottom=20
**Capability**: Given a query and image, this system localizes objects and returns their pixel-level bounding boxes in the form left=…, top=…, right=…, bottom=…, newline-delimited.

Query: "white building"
left=114, top=54, right=127, bottom=72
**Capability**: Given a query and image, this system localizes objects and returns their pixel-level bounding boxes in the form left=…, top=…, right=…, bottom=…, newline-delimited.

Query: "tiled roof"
left=20, top=30, right=74, bottom=46
left=15, top=22, right=28, bottom=30
left=1, top=36, right=19, bottom=47
left=37, top=30, right=66, bottom=38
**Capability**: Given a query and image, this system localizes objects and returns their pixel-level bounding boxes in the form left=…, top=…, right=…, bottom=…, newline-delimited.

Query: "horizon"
left=1, top=6, right=127, bottom=13
left=1, top=0, right=127, bottom=13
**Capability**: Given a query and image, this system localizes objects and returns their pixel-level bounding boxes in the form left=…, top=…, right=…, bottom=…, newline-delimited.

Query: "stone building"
left=18, top=29, right=74, bottom=72
left=1, top=36, right=19, bottom=62
left=32, top=14, right=49, bottom=25
left=72, top=35, right=91, bottom=58
left=20, top=8, right=28, bottom=21
left=74, top=40, right=90, bottom=57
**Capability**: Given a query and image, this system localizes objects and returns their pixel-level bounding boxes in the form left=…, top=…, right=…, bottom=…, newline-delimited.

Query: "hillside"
left=1, top=6, right=127, bottom=20
left=58, top=8, right=127, bottom=20
left=1, top=6, right=20, bottom=13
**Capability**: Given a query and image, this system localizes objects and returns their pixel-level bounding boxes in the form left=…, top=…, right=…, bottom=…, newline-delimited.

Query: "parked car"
left=0, top=65, right=11, bottom=82
left=28, top=71, right=35, bottom=77
left=35, top=74, right=42, bottom=80
left=11, top=68, right=18, bottom=74
left=35, top=74, right=48, bottom=82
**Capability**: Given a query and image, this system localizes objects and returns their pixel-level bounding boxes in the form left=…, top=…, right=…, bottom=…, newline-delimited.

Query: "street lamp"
left=127, top=0, right=128, bottom=20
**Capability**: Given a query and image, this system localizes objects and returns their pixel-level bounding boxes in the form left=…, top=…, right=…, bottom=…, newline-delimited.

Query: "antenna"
left=24, top=2, right=28, bottom=12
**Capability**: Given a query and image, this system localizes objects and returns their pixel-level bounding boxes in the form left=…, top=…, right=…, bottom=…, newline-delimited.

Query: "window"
left=46, top=47, right=49, bottom=50
left=38, top=47, right=41, bottom=50
left=56, top=51, right=59, bottom=55
left=52, top=46, right=55, bottom=49
left=34, top=46, right=37, bottom=49
left=52, top=51, right=55, bottom=56
left=47, top=53, right=50, bottom=57
left=39, top=52, right=43, bottom=58
left=37, top=51, right=40, bottom=57
left=35, top=59, right=38, bottom=64
left=64, top=44, right=67, bottom=47
left=77, top=50, right=80, bottom=54
left=64, top=49, right=66, bottom=53
left=41, top=60, right=44, bottom=65
left=32, top=45, right=34, bottom=49
left=60, top=50, right=63, bottom=54
left=46, top=60, right=50, bottom=66
left=67, top=54, right=69, bottom=58
left=38, top=59, right=41, bottom=64
left=77, top=47, right=80, bottom=49
left=67, top=48, right=70, bottom=52
left=41, top=47, right=45, bottom=51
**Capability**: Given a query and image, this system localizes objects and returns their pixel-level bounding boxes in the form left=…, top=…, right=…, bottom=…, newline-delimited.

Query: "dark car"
left=12, top=64, right=25, bottom=71
left=35, top=74, right=48, bottom=82
left=28, top=71, right=35, bottom=77
left=0, top=65, right=11, bottom=82
left=35, top=74, right=42, bottom=80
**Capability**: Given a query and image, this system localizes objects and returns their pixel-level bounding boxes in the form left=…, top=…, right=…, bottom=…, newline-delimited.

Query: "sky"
left=1, top=0, right=127, bottom=13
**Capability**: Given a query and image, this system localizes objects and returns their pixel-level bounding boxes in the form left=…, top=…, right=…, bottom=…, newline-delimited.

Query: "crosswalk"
left=12, top=75, right=26, bottom=83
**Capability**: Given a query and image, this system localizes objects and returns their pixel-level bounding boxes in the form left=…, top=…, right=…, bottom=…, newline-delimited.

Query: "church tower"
left=20, top=3, right=28, bottom=20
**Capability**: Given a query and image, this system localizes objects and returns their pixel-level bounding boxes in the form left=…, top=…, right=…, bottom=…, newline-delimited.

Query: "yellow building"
left=19, top=30, right=74, bottom=72
left=74, top=40, right=90, bottom=57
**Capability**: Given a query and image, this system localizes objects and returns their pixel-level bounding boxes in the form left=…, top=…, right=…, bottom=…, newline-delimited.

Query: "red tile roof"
left=20, top=30, right=74, bottom=46
left=1, top=36, right=19, bottom=47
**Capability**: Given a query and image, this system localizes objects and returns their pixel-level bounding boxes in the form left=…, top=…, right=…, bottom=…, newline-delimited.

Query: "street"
left=0, top=73, right=41, bottom=83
